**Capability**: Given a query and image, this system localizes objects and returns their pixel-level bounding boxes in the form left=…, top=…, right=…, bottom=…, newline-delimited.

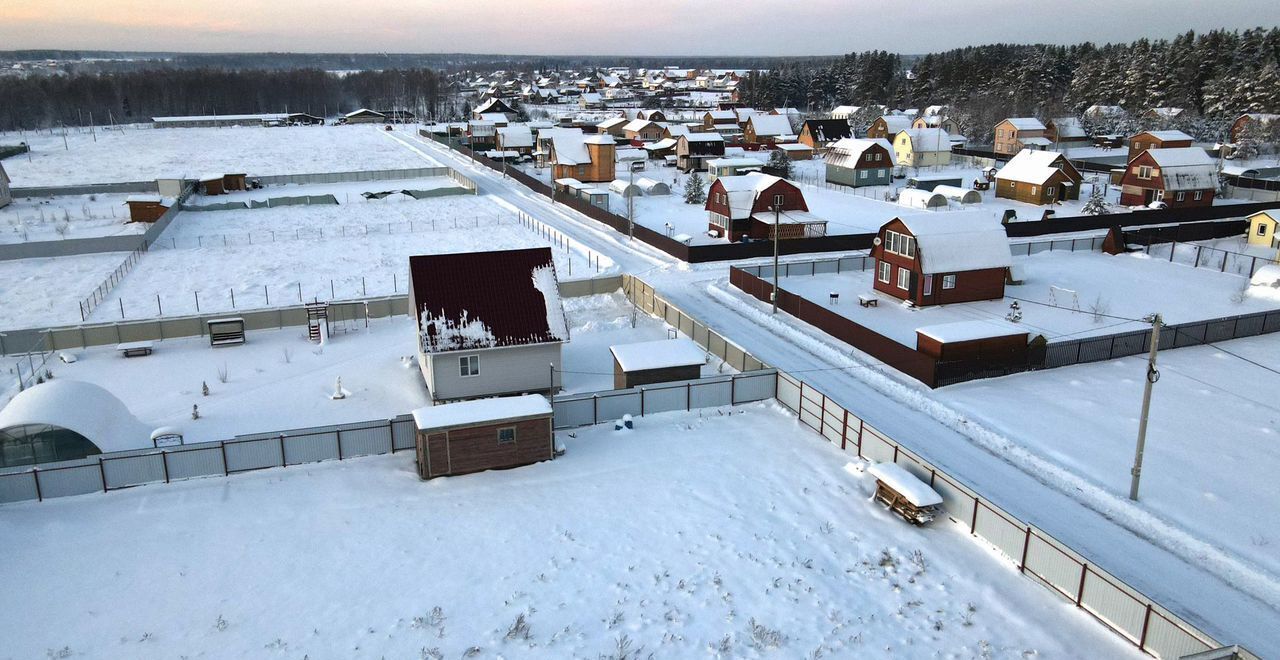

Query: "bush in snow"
left=683, top=173, right=706, bottom=205
left=503, top=612, right=532, bottom=642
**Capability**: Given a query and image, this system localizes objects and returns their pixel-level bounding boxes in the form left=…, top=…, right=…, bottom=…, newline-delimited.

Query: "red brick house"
left=871, top=214, right=1012, bottom=306
left=704, top=172, right=825, bottom=242
left=413, top=394, right=554, bottom=479
left=1118, top=147, right=1217, bottom=208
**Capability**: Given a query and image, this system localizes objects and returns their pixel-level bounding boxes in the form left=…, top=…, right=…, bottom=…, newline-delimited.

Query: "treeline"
left=738, top=28, right=1280, bottom=143
left=0, top=68, right=451, bottom=130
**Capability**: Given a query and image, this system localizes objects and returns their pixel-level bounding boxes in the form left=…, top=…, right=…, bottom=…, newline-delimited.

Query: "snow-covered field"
left=776, top=249, right=1277, bottom=346
left=0, top=252, right=132, bottom=330
left=0, top=403, right=1139, bottom=659
left=1, top=292, right=711, bottom=442
left=936, top=332, right=1280, bottom=581
left=0, top=124, right=436, bottom=186
left=0, top=192, right=146, bottom=244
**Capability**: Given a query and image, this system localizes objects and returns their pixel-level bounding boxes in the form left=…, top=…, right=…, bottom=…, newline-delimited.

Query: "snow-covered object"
left=996, top=149, right=1072, bottom=185
left=0, top=380, right=151, bottom=454
left=931, top=185, right=982, bottom=204
left=1003, top=117, right=1046, bottom=131
left=495, top=126, right=533, bottom=148
left=1249, top=264, right=1280, bottom=302
left=746, top=114, right=794, bottom=138
left=609, top=337, right=705, bottom=372
left=1143, top=148, right=1218, bottom=191
left=419, top=309, right=499, bottom=351
left=530, top=265, right=569, bottom=342
left=868, top=462, right=944, bottom=507
left=897, top=188, right=948, bottom=209
left=916, top=320, right=1027, bottom=344
left=825, top=138, right=893, bottom=169
left=876, top=115, right=913, bottom=135
left=894, top=212, right=1013, bottom=273
left=411, top=393, right=551, bottom=431
left=899, top=128, right=953, bottom=153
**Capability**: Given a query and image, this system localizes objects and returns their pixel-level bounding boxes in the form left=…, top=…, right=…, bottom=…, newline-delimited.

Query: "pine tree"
left=767, top=149, right=794, bottom=179
left=683, top=173, right=706, bottom=205
left=1081, top=185, right=1112, bottom=215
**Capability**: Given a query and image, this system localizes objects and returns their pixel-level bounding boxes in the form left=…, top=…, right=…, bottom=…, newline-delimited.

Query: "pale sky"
left=1, top=0, right=1278, bottom=56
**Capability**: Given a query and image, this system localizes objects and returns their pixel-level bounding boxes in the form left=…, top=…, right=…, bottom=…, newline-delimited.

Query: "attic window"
left=497, top=427, right=516, bottom=444
left=1138, top=166, right=1153, bottom=179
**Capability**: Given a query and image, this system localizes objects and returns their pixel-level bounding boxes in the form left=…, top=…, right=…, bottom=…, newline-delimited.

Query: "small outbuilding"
left=868, top=462, right=944, bottom=525
left=0, top=380, right=151, bottom=467
left=609, top=337, right=706, bottom=389
left=0, top=161, right=11, bottom=209
left=412, top=394, right=555, bottom=479
left=633, top=177, right=670, bottom=195
left=123, top=194, right=173, bottom=223
left=897, top=188, right=948, bottom=209
left=1247, top=210, right=1279, bottom=249
left=931, top=185, right=982, bottom=204
left=915, top=320, right=1028, bottom=363
left=198, top=174, right=226, bottom=195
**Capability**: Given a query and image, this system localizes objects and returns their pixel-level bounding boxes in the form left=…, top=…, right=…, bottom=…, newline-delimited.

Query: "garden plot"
left=0, top=403, right=1138, bottom=660
left=0, top=192, right=145, bottom=244
left=87, top=193, right=609, bottom=322
left=0, top=124, right=437, bottom=186
left=184, top=176, right=463, bottom=210
left=0, top=252, right=133, bottom=330
left=935, top=331, right=1280, bottom=580
left=2, top=293, right=721, bottom=444
left=776, top=250, right=1278, bottom=347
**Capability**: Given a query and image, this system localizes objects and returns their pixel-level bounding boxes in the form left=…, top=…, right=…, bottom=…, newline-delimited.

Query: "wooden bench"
left=117, top=340, right=154, bottom=358
left=207, top=317, right=246, bottom=347
left=858, top=294, right=878, bottom=308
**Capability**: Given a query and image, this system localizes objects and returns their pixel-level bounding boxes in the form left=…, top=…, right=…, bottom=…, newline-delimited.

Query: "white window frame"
left=877, top=261, right=890, bottom=283
left=1194, top=190, right=1204, bottom=201
left=860, top=169, right=868, bottom=179
left=1046, top=186, right=1055, bottom=198
left=497, top=426, right=516, bottom=444
left=1257, top=223, right=1268, bottom=237
left=1154, top=189, right=1165, bottom=202
left=459, top=355, right=480, bottom=377
left=922, top=275, right=933, bottom=296
left=896, top=267, right=910, bottom=291
left=1175, top=191, right=1185, bottom=202
left=1138, top=165, right=1153, bottom=179
left=942, top=274, right=956, bottom=290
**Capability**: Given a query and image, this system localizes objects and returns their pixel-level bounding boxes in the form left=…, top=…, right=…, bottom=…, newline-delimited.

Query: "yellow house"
left=1247, top=210, right=1279, bottom=249
left=893, top=129, right=952, bottom=168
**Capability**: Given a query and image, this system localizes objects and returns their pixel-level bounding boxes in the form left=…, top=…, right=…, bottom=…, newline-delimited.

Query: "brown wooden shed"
left=915, top=321, right=1028, bottom=363
left=413, top=394, right=555, bottom=479
left=123, top=194, right=172, bottom=223
left=609, top=337, right=706, bottom=389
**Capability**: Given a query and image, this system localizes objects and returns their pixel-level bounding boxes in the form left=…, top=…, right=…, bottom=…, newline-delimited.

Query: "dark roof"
left=475, top=98, right=516, bottom=115
left=801, top=119, right=852, bottom=142
left=410, top=247, right=567, bottom=353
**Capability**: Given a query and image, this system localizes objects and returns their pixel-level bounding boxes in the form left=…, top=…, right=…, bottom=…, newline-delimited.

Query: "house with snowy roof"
left=867, top=115, right=914, bottom=140
left=343, top=108, right=386, bottom=124
left=871, top=213, right=1012, bottom=306
left=1141, top=107, right=1187, bottom=122
left=1230, top=113, right=1280, bottom=143
left=1246, top=210, right=1279, bottom=249
left=892, top=129, right=953, bottom=168
left=1084, top=105, right=1127, bottom=120
left=1045, top=118, right=1089, bottom=146
left=704, top=172, right=825, bottom=242
left=824, top=138, right=893, bottom=187
left=743, top=114, right=796, bottom=145
left=797, top=119, right=853, bottom=149
left=676, top=133, right=726, bottom=172
left=596, top=116, right=628, bottom=137
left=548, top=132, right=617, bottom=183
left=494, top=125, right=534, bottom=156
left=623, top=119, right=664, bottom=142
left=830, top=105, right=862, bottom=120
left=994, top=149, right=1082, bottom=205
left=1119, top=147, right=1217, bottom=208
left=993, top=118, right=1048, bottom=155
left=409, top=247, right=568, bottom=402
left=1127, top=129, right=1194, bottom=161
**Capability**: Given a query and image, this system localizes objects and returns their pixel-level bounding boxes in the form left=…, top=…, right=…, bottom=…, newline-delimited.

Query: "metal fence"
left=153, top=212, right=511, bottom=251
left=552, top=370, right=777, bottom=429
left=1138, top=237, right=1273, bottom=279
left=1045, top=309, right=1280, bottom=368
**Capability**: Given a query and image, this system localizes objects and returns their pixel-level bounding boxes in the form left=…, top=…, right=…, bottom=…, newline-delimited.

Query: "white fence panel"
left=36, top=465, right=102, bottom=499
left=224, top=438, right=283, bottom=473
left=596, top=391, right=641, bottom=422
left=689, top=379, right=731, bottom=409
left=340, top=425, right=393, bottom=457
left=103, top=454, right=166, bottom=489
left=391, top=417, right=417, bottom=451
left=861, top=428, right=897, bottom=464
left=1023, top=534, right=1083, bottom=600
left=284, top=433, right=339, bottom=465
left=165, top=446, right=225, bottom=481
left=973, top=505, right=1027, bottom=564
left=553, top=397, right=597, bottom=429
left=776, top=372, right=802, bottom=412
left=0, top=472, right=39, bottom=503
left=641, top=385, right=687, bottom=415
left=1144, top=609, right=1214, bottom=659
left=732, top=371, right=776, bottom=403
left=1080, top=571, right=1146, bottom=645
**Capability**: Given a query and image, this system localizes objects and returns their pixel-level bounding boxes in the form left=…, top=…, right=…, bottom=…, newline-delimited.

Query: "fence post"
left=593, top=395, right=599, bottom=425
left=1019, top=526, right=1031, bottom=573
left=33, top=468, right=43, bottom=501
left=1138, top=604, right=1153, bottom=651
left=640, top=388, right=646, bottom=416
left=98, top=457, right=107, bottom=492
left=970, top=497, right=979, bottom=534
left=1075, top=563, right=1089, bottom=606
left=840, top=409, right=848, bottom=450
left=220, top=442, right=229, bottom=476
left=336, top=429, right=344, bottom=460
left=855, top=418, right=864, bottom=457
left=686, top=382, right=692, bottom=411
left=161, top=450, right=170, bottom=484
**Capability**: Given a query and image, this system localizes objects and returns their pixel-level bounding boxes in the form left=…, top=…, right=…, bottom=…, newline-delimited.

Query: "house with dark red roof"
left=409, top=247, right=568, bottom=402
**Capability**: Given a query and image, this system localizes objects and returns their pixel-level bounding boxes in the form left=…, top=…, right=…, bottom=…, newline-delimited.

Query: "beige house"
left=993, top=118, right=1048, bottom=155
left=893, top=129, right=952, bottom=168
left=1247, top=211, right=1279, bottom=250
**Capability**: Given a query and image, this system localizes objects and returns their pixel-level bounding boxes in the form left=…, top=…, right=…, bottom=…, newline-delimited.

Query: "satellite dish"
left=872, top=237, right=882, bottom=246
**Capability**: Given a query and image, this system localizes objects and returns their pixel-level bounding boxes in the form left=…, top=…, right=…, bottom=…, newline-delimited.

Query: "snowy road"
left=381, top=128, right=1279, bottom=654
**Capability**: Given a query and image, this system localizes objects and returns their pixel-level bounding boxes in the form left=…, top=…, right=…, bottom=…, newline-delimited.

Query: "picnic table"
left=117, top=340, right=154, bottom=358
left=858, top=294, right=879, bottom=308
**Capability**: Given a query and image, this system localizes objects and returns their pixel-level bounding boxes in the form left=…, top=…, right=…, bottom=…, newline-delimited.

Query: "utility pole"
left=1129, top=313, right=1162, bottom=501
left=627, top=161, right=638, bottom=241
left=771, top=194, right=783, bottom=314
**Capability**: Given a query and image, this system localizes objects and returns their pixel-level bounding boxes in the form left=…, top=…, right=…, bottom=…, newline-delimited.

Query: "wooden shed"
left=413, top=394, right=555, bottom=479
left=609, top=337, right=706, bottom=389
left=915, top=320, right=1028, bottom=363
left=123, top=194, right=172, bottom=223
left=198, top=174, right=226, bottom=195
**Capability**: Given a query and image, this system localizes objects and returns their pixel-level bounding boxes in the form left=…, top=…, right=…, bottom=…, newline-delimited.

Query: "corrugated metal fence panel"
left=553, top=397, right=597, bottom=429
left=842, top=416, right=862, bottom=456
left=224, top=438, right=283, bottom=473
left=102, top=454, right=166, bottom=489
left=36, top=465, right=103, bottom=499
left=1144, top=609, right=1215, bottom=659
left=813, top=259, right=839, bottom=275
left=596, top=391, right=641, bottom=422
left=860, top=427, right=897, bottom=464
left=0, top=472, right=39, bottom=503
left=165, top=446, right=225, bottom=481
left=340, top=424, right=393, bottom=457
left=732, top=371, right=776, bottom=403
left=772, top=372, right=800, bottom=413
left=1080, top=571, right=1145, bottom=645
left=284, top=432, right=339, bottom=466
left=798, top=387, right=823, bottom=431
left=892, top=450, right=933, bottom=487
left=929, top=472, right=977, bottom=527
left=973, top=504, right=1027, bottom=564
left=820, top=398, right=845, bottom=445
left=689, top=379, right=731, bottom=409
left=392, top=416, right=417, bottom=451
left=1023, top=533, right=1083, bottom=600
left=641, top=384, right=688, bottom=415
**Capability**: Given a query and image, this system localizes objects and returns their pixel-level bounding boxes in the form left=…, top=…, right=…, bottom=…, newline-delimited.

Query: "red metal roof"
left=410, top=247, right=566, bottom=353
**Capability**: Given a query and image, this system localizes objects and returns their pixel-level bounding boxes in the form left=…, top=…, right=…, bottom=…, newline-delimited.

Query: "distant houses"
left=1118, top=147, right=1217, bottom=208
left=1230, top=113, right=1280, bottom=143
left=343, top=108, right=386, bottom=124
left=409, top=247, right=567, bottom=402
left=704, top=172, right=825, bottom=242
left=743, top=114, right=795, bottom=145
left=1044, top=118, right=1089, bottom=147
left=494, top=125, right=534, bottom=156
left=871, top=214, right=1012, bottom=306
left=152, top=112, right=323, bottom=129
left=993, top=118, right=1049, bottom=156
left=622, top=119, right=664, bottom=142
left=994, top=150, right=1083, bottom=205
left=472, top=97, right=517, bottom=121
left=824, top=138, right=893, bottom=187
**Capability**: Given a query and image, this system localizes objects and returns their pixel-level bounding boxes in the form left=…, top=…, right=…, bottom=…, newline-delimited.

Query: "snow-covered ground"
left=0, top=252, right=132, bottom=330
left=0, top=124, right=437, bottom=186
left=936, top=332, right=1280, bottom=580
left=0, top=192, right=146, bottom=244
left=1, top=292, right=714, bottom=442
left=0, top=403, right=1139, bottom=660
left=775, top=249, right=1276, bottom=346
left=185, top=176, right=463, bottom=209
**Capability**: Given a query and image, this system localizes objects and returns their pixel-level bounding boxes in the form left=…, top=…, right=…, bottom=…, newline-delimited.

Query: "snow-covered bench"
left=857, top=294, right=878, bottom=308
left=116, top=341, right=154, bottom=358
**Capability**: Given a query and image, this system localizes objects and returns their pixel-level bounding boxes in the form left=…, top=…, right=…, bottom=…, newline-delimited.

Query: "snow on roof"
left=662, top=124, right=691, bottom=137
left=1145, top=148, right=1217, bottom=191
left=868, top=462, right=943, bottom=507
left=125, top=194, right=165, bottom=204
left=610, top=337, right=706, bottom=372
left=898, top=188, right=948, bottom=209
left=478, top=113, right=509, bottom=123
left=748, top=114, right=794, bottom=137
left=831, top=105, right=861, bottom=115
left=707, top=157, right=763, bottom=169
left=584, top=134, right=616, bottom=145
left=684, top=133, right=725, bottom=143
left=345, top=108, right=384, bottom=118
left=706, top=110, right=737, bottom=121
left=412, top=394, right=552, bottom=431
left=596, top=117, right=627, bottom=129
left=931, top=185, right=981, bottom=203
left=916, top=320, right=1027, bottom=343
left=616, top=148, right=646, bottom=161
left=549, top=133, right=590, bottom=165
left=750, top=210, right=825, bottom=225
left=1146, top=107, right=1184, bottom=118
left=1050, top=117, right=1086, bottom=138
left=1137, top=130, right=1193, bottom=142
left=1019, top=136, right=1053, bottom=146
left=495, top=126, right=534, bottom=148
left=996, top=149, right=1070, bottom=185
left=894, top=213, right=1012, bottom=273
left=646, top=138, right=677, bottom=151
left=633, top=177, right=668, bottom=192
left=878, top=115, right=914, bottom=134
left=776, top=143, right=812, bottom=152
left=622, top=119, right=655, bottom=133
left=153, top=113, right=289, bottom=123
left=900, top=129, right=953, bottom=152
left=0, top=380, right=152, bottom=454
left=1003, top=117, right=1045, bottom=131
left=825, top=138, right=892, bottom=169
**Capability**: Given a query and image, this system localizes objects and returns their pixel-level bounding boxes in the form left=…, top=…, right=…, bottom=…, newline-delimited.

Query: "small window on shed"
left=497, top=427, right=516, bottom=444
left=1258, top=223, right=1268, bottom=236
left=459, top=355, right=480, bottom=377
left=942, top=274, right=957, bottom=289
